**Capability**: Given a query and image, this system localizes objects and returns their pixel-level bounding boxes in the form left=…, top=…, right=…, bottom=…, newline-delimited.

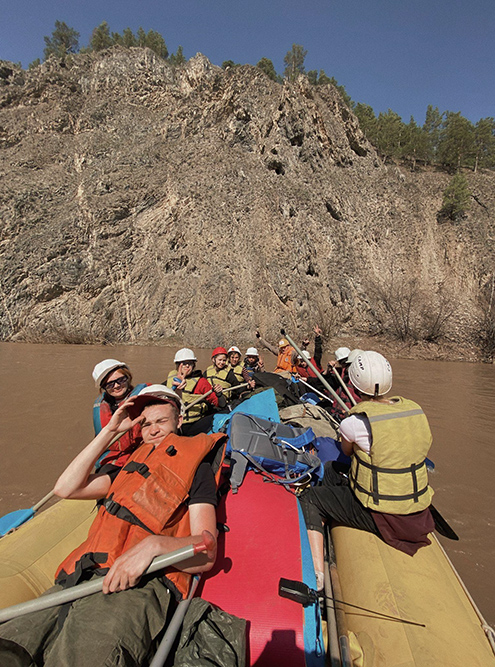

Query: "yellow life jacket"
left=205, top=365, right=232, bottom=391
left=348, top=397, right=434, bottom=514
left=165, top=371, right=208, bottom=424
left=229, top=362, right=244, bottom=383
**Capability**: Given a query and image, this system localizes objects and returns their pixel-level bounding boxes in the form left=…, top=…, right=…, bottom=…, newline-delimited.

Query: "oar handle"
left=281, top=330, right=349, bottom=413
left=0, top=542, right=207, bottom=623
left=331, top=367, right=357, bottom=407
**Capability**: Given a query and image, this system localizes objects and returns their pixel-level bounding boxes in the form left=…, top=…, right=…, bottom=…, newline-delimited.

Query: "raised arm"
left=54, top=398, right=141, bottom=501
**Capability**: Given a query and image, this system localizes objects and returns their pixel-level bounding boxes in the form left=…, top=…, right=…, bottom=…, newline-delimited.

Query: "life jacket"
left=229, top=362, right=244, bottom=383
left=165, top=371, right=208, bottom=424
left=93, top=383, right=148, bottom=469
left=297, top=357, right=322, bottom=379
left=205, top=365, right=232, bottom=391
left=275, top=347, right=297, bottom=374
left=56, top=432, right=226, bottom=599
left=348, top=398, right=434, bottom=515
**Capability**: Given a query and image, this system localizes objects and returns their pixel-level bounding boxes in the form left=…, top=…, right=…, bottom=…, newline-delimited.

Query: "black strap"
left=122, top=461, right=151, bottom=478
left=102, top=496, right=154, bottom=534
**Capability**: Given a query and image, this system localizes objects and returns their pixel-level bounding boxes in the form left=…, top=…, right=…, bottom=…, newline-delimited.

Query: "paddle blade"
left=0, top=508, right=35, bottom=537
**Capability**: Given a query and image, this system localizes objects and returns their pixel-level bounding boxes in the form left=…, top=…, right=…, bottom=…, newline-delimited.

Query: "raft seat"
left=0, top=499, right=95, bottom=609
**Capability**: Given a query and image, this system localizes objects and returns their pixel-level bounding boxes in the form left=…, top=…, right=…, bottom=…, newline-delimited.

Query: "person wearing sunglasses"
left=92, top=359, right=148, bottom=473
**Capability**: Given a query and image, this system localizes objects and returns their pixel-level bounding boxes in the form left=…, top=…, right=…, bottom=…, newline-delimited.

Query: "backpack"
left=226, top=413, right=324, bottom=493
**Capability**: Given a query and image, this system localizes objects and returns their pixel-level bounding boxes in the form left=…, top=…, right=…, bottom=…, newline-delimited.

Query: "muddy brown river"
left=0, top=342, right=493, bottom=628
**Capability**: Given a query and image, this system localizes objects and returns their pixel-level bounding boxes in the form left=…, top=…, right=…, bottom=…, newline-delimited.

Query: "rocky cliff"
left=1, top=48, right=494, bottom=357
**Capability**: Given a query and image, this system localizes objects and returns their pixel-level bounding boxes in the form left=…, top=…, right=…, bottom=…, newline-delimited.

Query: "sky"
left=1, top=0, right=494, bottom=125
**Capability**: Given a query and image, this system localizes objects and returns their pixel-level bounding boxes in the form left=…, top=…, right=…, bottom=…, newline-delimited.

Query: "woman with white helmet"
left=300, top=351, right=435, bottom=588
left=92, top=359, right=148, bottom=472
left=165, top=348, right=225, bottom=435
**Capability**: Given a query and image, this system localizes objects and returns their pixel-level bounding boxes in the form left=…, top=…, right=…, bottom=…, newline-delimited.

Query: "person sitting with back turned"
left=299, top=351, right=435, bottom=589
left=0, top=386, right=226, bottom=667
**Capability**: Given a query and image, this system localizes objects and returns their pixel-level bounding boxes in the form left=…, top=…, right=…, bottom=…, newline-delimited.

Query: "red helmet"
left=211, top=346, right=228, bottom=358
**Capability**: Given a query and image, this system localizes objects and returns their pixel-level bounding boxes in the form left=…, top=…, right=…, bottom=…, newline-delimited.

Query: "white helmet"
left=297, top=350, right=311, bottom=360
left=346, top=349, right=364, bottom=365
left=334, top=347, right=351, bottom=362
left=245, top=347, right=259, bottom=356
left=228, top=346, right=241, bottom=355
left=348, top=351, right=392, bottom=397
left=174, top=348, right=197, bottom=363
left=127, top=384, right=185, bottom=418
left=92, top=359, right=127, bottom=387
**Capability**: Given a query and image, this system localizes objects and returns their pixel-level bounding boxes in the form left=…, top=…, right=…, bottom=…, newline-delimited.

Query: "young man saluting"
left=0, top=385, right=226, bottom=666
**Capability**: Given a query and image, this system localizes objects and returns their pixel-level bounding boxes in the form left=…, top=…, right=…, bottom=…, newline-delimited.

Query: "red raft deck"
left=199, top=471, right=325, bottom=667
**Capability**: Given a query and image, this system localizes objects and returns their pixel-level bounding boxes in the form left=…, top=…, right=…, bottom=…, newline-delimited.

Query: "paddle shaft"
left=0, top=542, right=206, bottom=623
left=281, top=330, right=349, bottom=413
left=183, top=382, right=250, bottom=412
left=149, top=574, right=201, bottom=667
left=331, top=366, right=357, bottom=407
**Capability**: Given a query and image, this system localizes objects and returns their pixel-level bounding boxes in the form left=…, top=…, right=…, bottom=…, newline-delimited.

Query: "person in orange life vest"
left=300, top=351, right=435, bottom=589
left=254, top=330, right=297, bottom=374
left=0, top=386, right=224, bottom=665
left=92, top=358, right=148, bottom=472
left=165, top=347, right=225, bottom=436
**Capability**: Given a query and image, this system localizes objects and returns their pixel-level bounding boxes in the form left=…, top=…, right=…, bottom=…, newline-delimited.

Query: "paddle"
left=330, top=366, right=357, bottom=407
left=281, top=329, right=349, bottom=413
left=183, top=383, right=250, bottom=412
left=0, top=541, right=208, bottom=623
left=430, top=505, right=459, bottom=541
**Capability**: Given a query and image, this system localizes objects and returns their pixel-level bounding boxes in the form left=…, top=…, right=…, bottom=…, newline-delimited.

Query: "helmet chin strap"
left=374, top=383, right=380, bottom=398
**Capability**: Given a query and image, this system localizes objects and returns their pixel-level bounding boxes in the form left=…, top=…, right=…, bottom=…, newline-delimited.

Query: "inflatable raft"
left=0, top=489, right=494, bottom=665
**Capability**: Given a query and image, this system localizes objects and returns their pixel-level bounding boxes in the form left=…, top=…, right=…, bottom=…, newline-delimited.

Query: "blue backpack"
left=226, top=413, right=324, bottom=494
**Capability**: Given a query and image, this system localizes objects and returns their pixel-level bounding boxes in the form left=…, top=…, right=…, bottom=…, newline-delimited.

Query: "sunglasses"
left=104, top=376, right=129, bottom=391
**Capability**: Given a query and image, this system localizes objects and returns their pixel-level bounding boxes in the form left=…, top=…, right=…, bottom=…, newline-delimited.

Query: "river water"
left=0, top=342, right=493, bottom=627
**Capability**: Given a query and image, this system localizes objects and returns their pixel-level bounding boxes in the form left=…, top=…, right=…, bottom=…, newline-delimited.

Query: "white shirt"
left=339, top=414, right=372, bottom=454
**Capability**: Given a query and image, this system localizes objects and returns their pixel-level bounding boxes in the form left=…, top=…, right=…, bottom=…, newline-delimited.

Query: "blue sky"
left=1, top=0, right=494, bottom=125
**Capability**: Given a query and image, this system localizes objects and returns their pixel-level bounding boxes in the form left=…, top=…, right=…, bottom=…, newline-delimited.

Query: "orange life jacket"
left=55, top=432, right=226, bottom=599
left=275, top=346, right=297, bottom=374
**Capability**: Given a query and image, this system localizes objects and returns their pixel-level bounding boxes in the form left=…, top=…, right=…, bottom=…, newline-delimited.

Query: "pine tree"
left=376, top=110, right=406, bottom=160
left=256, top=57, right=278, bottom=81
left=354, top=103, right=378, bottom=145
left=144, top=29, right=168, bottom=58
left=438, top=173, right=471, bottom=222
left=283, top=44, right=307, bottom=82
left=169, top=46, right=186, bottom=66
left=136, top=27, right=147, bottom=47
left=90, top=22, right=113, bottom=52
left=402, top=116, right=430, bottom=169
left=474, top=117, right=495, bottom=172
left=423, top=105, right=443, bottom=163
left=122, top=28, right=137, bottom=48
left=43, top=21, right=80, bottom=60
left=438, top=111, right=475, bottom=171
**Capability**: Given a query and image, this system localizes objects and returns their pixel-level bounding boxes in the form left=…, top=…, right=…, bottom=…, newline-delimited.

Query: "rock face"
left=0, top=48, right=494, bottom=354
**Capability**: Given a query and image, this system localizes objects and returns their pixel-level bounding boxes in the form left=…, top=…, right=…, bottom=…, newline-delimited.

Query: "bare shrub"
left=369, top=267, right=457, bottom=343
